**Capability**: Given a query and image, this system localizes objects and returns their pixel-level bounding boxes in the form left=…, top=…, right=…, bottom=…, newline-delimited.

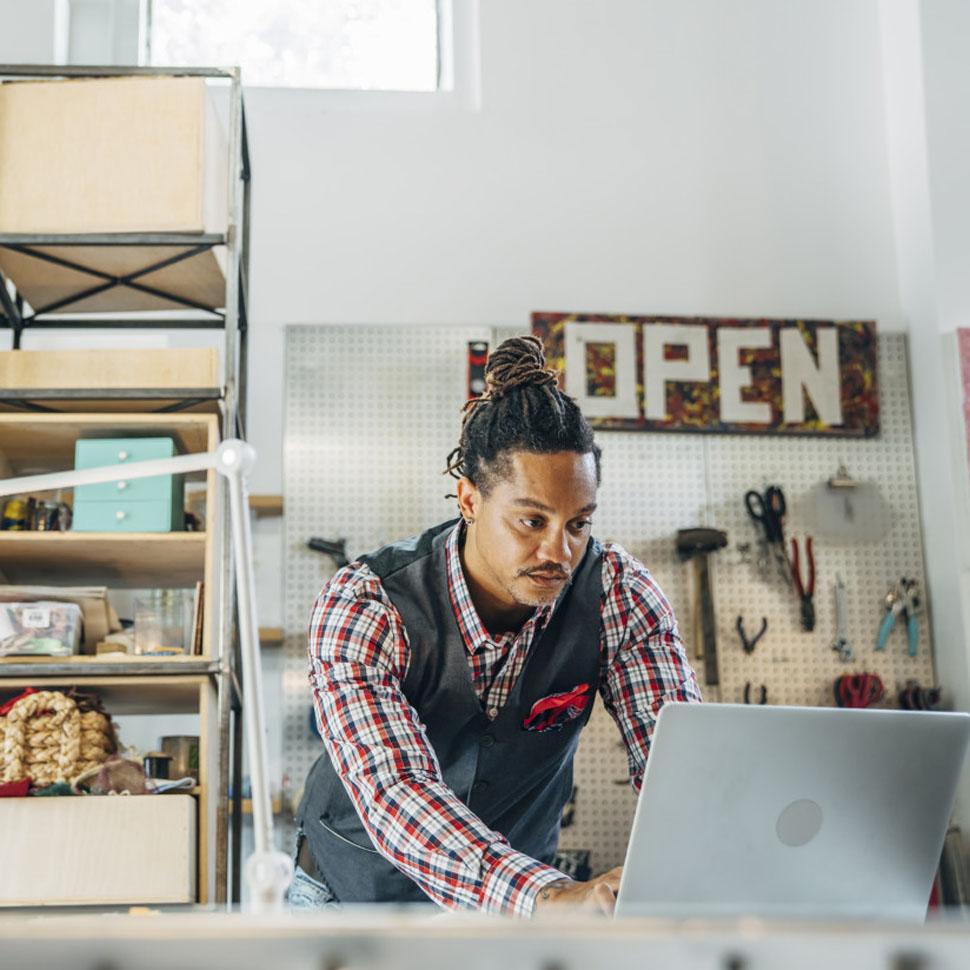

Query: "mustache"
left=519, top=566, right=571, bottom=580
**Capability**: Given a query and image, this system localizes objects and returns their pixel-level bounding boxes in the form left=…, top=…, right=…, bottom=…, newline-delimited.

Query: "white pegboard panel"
left=282, top=326, right=933, bottom=878
left=282, top=325, right=497, bottom=803
left=708, top=332, right=933, bottom=711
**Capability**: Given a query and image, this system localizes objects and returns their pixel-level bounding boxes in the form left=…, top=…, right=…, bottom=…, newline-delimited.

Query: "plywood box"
left=0, top=794, right=197, bottom=905
left=0, top=348, right=220, bottom=390
left=0, top=76, right=228, bottom=234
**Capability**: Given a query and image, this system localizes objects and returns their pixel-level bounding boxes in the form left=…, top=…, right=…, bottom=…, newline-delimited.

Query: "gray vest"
left=298, top=519, right=603, bottom=903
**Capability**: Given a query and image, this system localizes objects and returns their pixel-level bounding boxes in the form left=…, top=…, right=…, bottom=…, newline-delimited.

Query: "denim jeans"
left=287, top=829, right=340, bottom=911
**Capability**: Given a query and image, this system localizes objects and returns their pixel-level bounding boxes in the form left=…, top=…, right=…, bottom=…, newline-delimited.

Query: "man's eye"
left=571, top=520, right=592, bottom=532
left=520, top=518, right=543, bottom=529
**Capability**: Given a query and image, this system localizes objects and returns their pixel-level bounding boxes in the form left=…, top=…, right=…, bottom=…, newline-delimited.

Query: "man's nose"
left=537, top=527, right=571, bottom=567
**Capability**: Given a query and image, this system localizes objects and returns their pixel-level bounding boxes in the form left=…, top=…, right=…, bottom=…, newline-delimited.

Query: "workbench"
left=4, top=909, right=970, bottom=970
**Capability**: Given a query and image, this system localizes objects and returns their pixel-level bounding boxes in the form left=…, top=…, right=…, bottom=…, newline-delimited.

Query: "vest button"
left=479, top=734, right=496, bottom=748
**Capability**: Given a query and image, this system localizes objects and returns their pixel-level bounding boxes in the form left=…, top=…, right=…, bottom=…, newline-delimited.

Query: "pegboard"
left=282, top=326, right=933, bottom=879
left=281, top=326, right=497, bottom=822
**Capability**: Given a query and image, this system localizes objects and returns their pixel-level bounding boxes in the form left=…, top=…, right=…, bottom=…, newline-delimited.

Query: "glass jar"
left=134, top=590, right=189, bottom=656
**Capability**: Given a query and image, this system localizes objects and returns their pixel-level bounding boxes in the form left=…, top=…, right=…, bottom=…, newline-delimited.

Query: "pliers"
left=736, top=615, right=768, bottom=654
left=790, top=536, right=816, bottom=632
left=744, top=682, right=768, bottom=705
left=876, top=578, right=920, bottom=656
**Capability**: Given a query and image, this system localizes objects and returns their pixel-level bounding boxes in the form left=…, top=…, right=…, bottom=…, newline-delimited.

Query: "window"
left=146, top=0, right=441, bottom=91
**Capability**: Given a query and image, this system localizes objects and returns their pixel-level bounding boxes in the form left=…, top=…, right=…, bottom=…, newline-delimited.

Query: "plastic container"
left=0, top=601, right=82, bottom=656
left=133, top=590, right=190, bottom=656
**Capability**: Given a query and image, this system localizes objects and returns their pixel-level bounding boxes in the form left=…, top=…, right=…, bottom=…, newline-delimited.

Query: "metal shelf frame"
left=0, top=660, right=222, bottom=678
left=0, top=388, right=224, bottom=415
left=0, top=64, right=252, bottom=906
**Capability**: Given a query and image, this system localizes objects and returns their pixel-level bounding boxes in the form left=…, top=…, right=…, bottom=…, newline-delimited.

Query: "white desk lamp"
left=0, top=440, right=293, bottom=912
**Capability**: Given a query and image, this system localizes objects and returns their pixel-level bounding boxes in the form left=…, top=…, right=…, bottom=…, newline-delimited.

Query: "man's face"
left=459, top=450, right=599, bottom=611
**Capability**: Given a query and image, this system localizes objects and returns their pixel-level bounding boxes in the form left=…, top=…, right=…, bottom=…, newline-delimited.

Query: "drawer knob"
left=118, top=450, right=129, bottom=461
left=116, top=510, right=127, bottom=521
left=117, top=480, right=128, bottom=491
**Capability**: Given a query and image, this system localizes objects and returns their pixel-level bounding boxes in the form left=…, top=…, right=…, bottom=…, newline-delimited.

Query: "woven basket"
left=1, top=690, right=115, bottom=787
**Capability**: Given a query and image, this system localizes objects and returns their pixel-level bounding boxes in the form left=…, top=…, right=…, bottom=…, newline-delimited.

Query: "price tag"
left=22, top=607, right=51, bottom=629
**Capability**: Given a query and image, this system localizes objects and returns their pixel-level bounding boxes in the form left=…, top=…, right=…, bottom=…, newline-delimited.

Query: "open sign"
left=531, top=313, right=879, bottom=437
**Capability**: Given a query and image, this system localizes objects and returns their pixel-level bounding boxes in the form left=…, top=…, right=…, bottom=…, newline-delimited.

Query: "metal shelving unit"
left=0, top=64, right=250, bottom=435
left=0, top=64, right=251, bottom=905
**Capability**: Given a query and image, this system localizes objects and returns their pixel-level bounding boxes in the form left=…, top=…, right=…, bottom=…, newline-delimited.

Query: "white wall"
left=0, top=0, right=57, bottom=62
left=244, top=0, right=903, bottom=493
left=879, top=0, right=970, bottom=828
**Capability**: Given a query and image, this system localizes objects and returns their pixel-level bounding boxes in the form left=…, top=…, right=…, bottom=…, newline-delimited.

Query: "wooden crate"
left=0, top=794, right=197, bottom=905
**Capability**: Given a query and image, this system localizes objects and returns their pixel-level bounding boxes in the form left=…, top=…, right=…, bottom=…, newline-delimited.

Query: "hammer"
left=676, top=528, right=728, bottom=687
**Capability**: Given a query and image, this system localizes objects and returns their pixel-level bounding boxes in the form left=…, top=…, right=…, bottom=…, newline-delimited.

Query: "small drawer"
left=74, top=437, right=176, bottom=470
left=73, top=499, right=176, bottom=533
left=75, top=472, right=174, bottom=505
left=74, top=436, right=181, bottom=510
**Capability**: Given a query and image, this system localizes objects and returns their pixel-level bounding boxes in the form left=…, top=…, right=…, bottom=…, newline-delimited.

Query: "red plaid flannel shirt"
left=307, top=523, right=700, bottom=916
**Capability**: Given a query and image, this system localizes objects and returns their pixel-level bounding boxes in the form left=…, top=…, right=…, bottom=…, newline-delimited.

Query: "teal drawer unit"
left=73, top=437, right=185, bottom=533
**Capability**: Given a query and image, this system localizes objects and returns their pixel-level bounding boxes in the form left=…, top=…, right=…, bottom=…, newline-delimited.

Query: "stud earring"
left=464, top=517, right=474, bottom=525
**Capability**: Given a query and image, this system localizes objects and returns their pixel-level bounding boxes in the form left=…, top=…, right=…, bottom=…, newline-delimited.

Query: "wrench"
left=832, top=574, right=853, bottom=662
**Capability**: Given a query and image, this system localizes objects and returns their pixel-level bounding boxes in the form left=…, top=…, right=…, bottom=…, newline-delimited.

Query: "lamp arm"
left=0, top=439, right=292, bottom=912
left=0, top=450, right=218, bottom=500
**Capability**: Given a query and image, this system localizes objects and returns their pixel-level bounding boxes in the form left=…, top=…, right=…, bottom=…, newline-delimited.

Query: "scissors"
left=744, top=485, right=791, bottom=587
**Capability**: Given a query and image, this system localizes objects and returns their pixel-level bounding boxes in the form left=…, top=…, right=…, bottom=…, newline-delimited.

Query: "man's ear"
left=455, top=477, right=480, bottom=522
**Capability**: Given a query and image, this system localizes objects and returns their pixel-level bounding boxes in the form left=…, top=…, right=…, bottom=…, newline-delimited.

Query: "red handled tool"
left=834, top=673, right=884, bottom=708
left=467, top=341, right=489, bottom=399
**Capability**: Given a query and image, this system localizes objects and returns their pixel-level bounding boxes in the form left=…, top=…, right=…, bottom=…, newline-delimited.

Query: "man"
left=292, top=335, right=701, bottom=915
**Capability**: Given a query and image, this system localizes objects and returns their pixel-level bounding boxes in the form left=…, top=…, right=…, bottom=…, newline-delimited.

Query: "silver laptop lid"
left=615, top=703, right=970, bottom=921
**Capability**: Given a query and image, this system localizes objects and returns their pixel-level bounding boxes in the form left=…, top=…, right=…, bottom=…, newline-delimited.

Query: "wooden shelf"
left=0, top=531, right=206, bottom=587
left=0, top=412, right=216, bottom=473
left=258, top=627, right=283, bottom=647
left=232, top=796, right=283, bottom=816
left=249, top=494, right=283, bottom=517
left=0, top=674, right=208, bottom=715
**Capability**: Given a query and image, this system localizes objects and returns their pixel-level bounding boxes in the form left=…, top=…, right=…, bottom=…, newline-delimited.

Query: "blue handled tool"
left=875, top=578, right=920, bottom=656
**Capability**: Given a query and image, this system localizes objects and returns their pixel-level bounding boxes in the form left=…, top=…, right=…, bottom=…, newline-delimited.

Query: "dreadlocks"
left=445, top=335, right=601, bottom=493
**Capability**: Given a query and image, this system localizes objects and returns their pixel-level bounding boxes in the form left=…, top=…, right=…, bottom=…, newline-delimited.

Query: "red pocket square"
left=522, top=683, right=591, bottom=733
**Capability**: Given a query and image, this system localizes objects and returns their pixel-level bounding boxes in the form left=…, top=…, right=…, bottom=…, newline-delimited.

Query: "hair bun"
left=484, top=335, right=557, bottom=398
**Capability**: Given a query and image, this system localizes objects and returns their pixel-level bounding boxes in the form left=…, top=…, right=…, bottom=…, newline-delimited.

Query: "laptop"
left=614, top=703, right=970, bottom=921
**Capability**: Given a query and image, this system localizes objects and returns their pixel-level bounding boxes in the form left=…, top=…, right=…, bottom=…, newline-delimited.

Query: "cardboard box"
left=0, top=76, right=228, bottom=234
left=0, top=794, right=197, bottom=905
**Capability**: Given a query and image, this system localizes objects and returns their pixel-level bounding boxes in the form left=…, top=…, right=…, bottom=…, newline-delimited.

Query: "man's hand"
left=533, top=867, right=623, bottom=915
